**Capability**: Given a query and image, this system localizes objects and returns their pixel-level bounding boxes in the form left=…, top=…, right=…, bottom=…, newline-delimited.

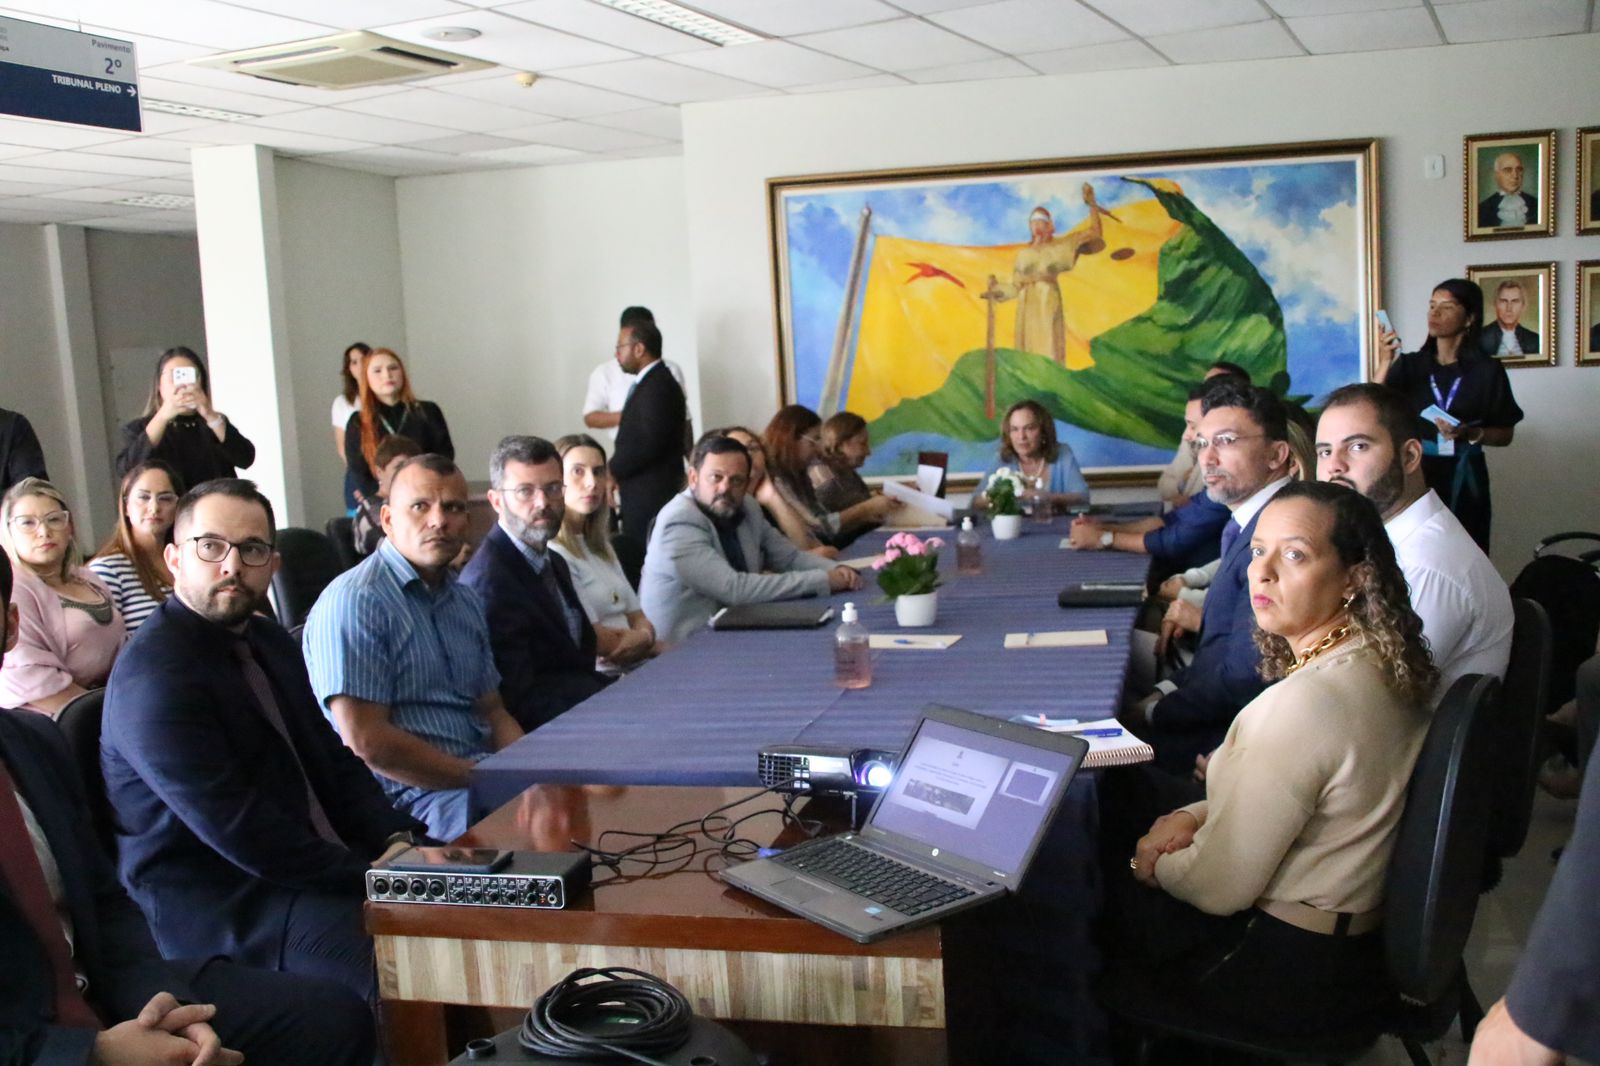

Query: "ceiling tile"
left=166, top=123, right=375, bottom=154
left=684, top=0, right=904, bottom=36
left=229, top=0, right=466, bottom=29
left=377, top=9, right=635, bottom=71
left=794, top=18, right=998, bottom=71
left=0, top=197, right=109, bottom=220
left=785, top=73, right=910, bottom=93
left=607, top=143, right=683, bottom=160
left=494, top=0, right=716, bottom=55
left=136, top=75, right=316, bottom=117
left=336, top=87, right=542, bottom=131
left=927, top=0, right=1128, bottom=53
left=587, top=106, right=682, bottom=140
left=1289, top=6, right=1441, bottom=51
left=87, top=137, right=199, bottom=163
left=139, top=60, right=412, bottom=105
left=1265, top=0, right=1422, bottom=14
left=436, top=73, right=655, bottom=117
left=0, top=162, right=136, bottom=186
left=309, top=146, right=494, bottom=175
left=0, top=179, right=58, bottom=195
left=1079, top=0, right=1271, bottom=36
left=670, top=40, right=877, bottom=88
left=78, top=215, right=195, bottom=232
left=133, top=111, right=214, bottom=136
left=0, top=0, right=336, bottom=50
left=885, top=0, right=996, bottom=12
left=552, top=57, right=771, bottom=103
left=901, top=56, right=1039, bottom=82
left=108, top=176, right=195, bottom=194
left=1021, top=38, right=1169, bottom=73
left=502, top=119, right=660, bottom=151
left=404, top=132, right=524, bottom=153
left=461, top=142, right=588, bottom=164
left=40, top=187, right=149, bottom=203
left=0, top=117, right=127, bottom=150
left=1434, top=0, right=1587, bottom=43
left=1147, top=19, right=1306, bottom=63
left=18, top=152, right=187, bottom=177
left=0, top=143, right=44, bottom=161
left=250, top=107, right=457, bottom=144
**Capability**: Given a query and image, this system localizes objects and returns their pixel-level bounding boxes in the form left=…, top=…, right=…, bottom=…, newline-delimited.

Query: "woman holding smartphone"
left=115, top=347, right=255, bottom=488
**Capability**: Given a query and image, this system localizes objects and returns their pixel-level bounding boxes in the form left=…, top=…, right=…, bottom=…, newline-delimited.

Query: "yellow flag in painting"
left=847, top=197, right=1184, bottom=423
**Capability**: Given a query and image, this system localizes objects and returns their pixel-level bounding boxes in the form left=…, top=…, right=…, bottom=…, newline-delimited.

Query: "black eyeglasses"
left=184, top=535, right=274, bottom=567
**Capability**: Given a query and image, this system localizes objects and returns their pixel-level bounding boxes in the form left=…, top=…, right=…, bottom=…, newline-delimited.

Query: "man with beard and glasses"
left=1317, top=383, right=1511, bottom=698
left=101, top=478, right=427, bottom=1013
left=460, top=436, right=609, bottom=732
left=639, top=434, right=860, bottom=644
left=305, top=455, right=522, bottom=842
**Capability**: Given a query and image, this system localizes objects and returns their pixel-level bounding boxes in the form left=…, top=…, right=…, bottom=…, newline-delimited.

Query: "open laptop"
left=720, top=704, right=1089, bottom=943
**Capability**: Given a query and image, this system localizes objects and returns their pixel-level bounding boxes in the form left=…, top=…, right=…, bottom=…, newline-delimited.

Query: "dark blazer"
left=100, top=598, right=421, bottom=968
left=1477, top=190, right=1537, bottom=229
left=0, top=408, right=48, bottom=497
left=458, top=525, right=609, bottom=732
left=1145, top=498, right=1274, bottom=773
left=1142, top=491, right=1231, bottom=574
left=1, top=707, right=201, bottom=1066
left=342, top=400, right=453, bottom=499
left=116, top=414, right=254, bottom=488
left=610, top=361, right=687, bottom=542
left=1478, top=323, right=1540, bottom=357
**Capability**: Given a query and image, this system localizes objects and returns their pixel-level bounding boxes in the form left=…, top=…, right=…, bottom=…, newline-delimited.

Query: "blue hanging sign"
left=0, top=15, right=140, bottom=132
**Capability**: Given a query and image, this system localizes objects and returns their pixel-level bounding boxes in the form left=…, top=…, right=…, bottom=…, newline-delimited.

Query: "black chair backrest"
left=54, top=688, right=115, bottom=856
left=1510, top=551, right=1600, bottom=710
left=325, top=516, right=359, bottom=572
left=1384, top=674, right=1501, bottom=1006
left=269, top=527, right=344, bottom=629
left=1489, top=599, right=1552, bottom=860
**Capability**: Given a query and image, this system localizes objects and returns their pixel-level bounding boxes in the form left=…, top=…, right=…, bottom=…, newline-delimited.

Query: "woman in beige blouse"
left=1113, top=480, right=1437, bottom=1039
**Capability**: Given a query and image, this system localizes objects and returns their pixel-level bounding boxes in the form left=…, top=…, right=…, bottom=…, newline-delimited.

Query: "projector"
left=757, top=744, right=899, bottom=798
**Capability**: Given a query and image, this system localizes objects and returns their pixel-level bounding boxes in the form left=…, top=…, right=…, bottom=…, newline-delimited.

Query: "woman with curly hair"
left=1111, top=480, right=1437, bottom=1041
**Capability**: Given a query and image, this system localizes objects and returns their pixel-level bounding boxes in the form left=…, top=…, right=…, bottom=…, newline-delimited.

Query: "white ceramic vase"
left=991, top=513, right=1023, bottom=540
left=894, top=590, right=938, bottom=628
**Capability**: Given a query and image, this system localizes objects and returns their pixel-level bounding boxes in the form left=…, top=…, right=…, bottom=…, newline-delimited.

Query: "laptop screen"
left=867, top=715, right=1083, bottom=879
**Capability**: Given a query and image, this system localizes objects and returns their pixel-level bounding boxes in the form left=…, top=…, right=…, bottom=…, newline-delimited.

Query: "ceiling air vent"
left=192, top=31, right=491, bottom=90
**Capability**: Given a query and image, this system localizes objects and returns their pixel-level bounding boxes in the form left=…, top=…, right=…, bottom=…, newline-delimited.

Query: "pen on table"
left=1075, top=727, right=1123, bottom=738
left=893, top=637, right=919, bottom=645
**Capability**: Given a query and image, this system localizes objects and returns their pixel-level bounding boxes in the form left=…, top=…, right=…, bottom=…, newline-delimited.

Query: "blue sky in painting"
left=783, top=158, right=1366, bottom=461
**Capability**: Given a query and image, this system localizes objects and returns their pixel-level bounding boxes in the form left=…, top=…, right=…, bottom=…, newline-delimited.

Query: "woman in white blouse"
left=88, top=460, right=181, bottom=633
left=332, top=341, right=369, bottom=512
left=550, top=434, right=657, bottom=672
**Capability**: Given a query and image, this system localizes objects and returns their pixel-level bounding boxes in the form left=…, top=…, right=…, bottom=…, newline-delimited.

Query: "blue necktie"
left=1220, top=518, right=1242, bottom=562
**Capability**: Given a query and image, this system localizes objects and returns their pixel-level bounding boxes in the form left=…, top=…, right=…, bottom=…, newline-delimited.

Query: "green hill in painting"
left=867, top=177, right=1289, bottom=447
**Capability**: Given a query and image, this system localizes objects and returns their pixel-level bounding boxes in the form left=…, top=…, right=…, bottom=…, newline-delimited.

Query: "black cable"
left=571, top=784, right=808, bottom=882
left=518, top=966, right=692, bottom=1064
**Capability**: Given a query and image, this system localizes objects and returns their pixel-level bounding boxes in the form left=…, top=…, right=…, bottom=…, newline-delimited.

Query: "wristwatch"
left=1100, top=531, right=1115, bottom=549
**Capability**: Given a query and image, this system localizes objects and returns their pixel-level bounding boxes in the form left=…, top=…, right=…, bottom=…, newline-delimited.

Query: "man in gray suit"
left=640, top=434, right=861, bottom=643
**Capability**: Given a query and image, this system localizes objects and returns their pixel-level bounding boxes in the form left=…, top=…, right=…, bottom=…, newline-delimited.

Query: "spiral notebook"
left=1010, top=717, right=1154, bottom=768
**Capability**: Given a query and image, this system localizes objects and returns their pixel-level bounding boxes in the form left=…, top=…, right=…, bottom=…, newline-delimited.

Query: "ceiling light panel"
left=114, top=193, right=196, bottom=209
left=142, top=99, right=260, bottom=121
left=592, top=0, right=763, bottom=46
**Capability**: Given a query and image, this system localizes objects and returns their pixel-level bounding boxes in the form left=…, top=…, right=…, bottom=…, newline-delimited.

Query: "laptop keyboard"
left=775, top=838, right=976, bottom=916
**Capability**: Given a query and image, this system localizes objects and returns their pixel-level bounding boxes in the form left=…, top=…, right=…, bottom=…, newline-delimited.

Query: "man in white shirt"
left=582, top=306, right=687, bottom=447
left=1316, top=383, right=1512, bottom=697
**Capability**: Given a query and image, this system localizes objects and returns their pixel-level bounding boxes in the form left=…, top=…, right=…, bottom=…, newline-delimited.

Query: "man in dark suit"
left=0, top=406, right=48, bottom=497
left=0, top=553, right=374, bottom=1066
left=460, top=436, right=609, bottom=732
left=101, top=478, right=427, bottom=1007
left=1477, top=152, right=1537, bottom=229
left=1130, top=382, right=1295, bottom=774
left=1479, top=278, right=1540, bottom=357
left=610, top=320, right=687, bottom=550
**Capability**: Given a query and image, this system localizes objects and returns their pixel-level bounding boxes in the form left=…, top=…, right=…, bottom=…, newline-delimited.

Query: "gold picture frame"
left=1467, top=261, right=1556, bottom=368
left=1579, top=127, right=1600, bottom=236
left=1464, top=130, right=1556, bottom=241
left=1579, top=260, right=1600, bottom=366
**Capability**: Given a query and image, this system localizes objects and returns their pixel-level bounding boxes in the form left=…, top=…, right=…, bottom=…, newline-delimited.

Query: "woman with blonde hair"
left=88, top=460, right=183, bottom=633
left=550, top=434, right=656, bottom=671
left=342, top=347, right=453, bottom=501
left=1, top=478, right=126, bottom=714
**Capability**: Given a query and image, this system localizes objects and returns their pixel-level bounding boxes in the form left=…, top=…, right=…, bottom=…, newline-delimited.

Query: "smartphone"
left=171, top=365, right=197, bottom=386
left=384, top=846, right=512, bottom=874
left=1374, top=309, right=1400, bottom=350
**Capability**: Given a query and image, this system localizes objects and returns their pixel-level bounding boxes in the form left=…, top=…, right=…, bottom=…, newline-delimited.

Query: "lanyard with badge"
left=1426, top=373, right=1463, bottom=457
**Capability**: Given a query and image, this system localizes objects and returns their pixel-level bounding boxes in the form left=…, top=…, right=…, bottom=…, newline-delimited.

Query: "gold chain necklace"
left=1285, top=622, right=1352, bottom=676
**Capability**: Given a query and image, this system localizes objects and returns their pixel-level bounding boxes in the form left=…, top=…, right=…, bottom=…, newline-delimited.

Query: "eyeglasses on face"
left=502, top=482, right=565, bottom=504
left=185, top=535, right=274, bottom=567
left=8, top=510, right=70, bottom=535
left=129, top=491, right=179, bottom=507
left=1192, top=432, right=1264, bottom=453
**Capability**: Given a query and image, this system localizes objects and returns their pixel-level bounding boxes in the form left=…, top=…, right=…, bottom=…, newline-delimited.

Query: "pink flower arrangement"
left=873, top=532, right=945, bottom=598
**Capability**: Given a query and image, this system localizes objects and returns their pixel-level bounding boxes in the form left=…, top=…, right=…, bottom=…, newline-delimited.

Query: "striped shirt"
left=303, top=539, right=500, bottom=800
left=86, top=553, right=169, bottom=633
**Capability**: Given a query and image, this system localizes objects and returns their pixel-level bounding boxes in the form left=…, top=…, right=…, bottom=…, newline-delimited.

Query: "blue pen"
left=893, top=638, right=917, bottom=645
left=1077, top=728, right=1123, bottom=738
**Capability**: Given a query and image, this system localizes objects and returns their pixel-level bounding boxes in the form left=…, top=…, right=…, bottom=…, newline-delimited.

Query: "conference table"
left=373, top=514, right=1152, bottom=1065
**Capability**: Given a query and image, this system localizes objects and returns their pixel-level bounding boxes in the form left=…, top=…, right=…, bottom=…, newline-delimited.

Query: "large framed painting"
left=768, top=139, right=1380, bottom=482
left=1464, top=129, right=1556, bottom=241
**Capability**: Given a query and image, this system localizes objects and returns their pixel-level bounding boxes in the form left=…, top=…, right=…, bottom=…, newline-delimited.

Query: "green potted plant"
left=986, top=467, right=1025, bottom=540
left=874, top=531, right=945, bottom=627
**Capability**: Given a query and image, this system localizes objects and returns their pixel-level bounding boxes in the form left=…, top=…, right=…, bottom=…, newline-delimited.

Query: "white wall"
left=276, top=157, right=407, bottom=523
left=395, top=155, right=696, bottom=484
left=0, top=224, right=72, bottom=492
left=679, top=33, right=1600, bottom=575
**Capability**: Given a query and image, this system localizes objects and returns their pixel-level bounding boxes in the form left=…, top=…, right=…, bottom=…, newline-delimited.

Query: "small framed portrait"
left=1579, top=260, right=1600, bottom=366
left=1579, top=127, right=1600, bottom=236
left=1464, top=130, right=1556, bottom=241
left=1466, top=262, right=1555, bottom=368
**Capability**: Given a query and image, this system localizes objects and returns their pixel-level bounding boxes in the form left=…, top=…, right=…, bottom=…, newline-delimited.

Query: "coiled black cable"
left=518, top=967, right=692, bottom=1064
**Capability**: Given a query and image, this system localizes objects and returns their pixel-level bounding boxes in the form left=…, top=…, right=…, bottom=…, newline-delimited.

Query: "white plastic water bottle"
left=834, top=601, right=871, bottom=689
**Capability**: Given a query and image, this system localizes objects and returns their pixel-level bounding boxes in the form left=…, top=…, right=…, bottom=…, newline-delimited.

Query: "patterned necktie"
left=0, top=760, right=102, bottom=1027
left=1220, top=518, right=1242, bottom=562
left=230, top=641, right=342, bottom=846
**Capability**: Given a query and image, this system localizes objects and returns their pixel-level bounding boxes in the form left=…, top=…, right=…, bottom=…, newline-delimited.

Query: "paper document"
left=916, top=463, right=943, bottom=496
left=882, top=480, right=953, bottom=526
left=1004, top=629, right=1109, bottom=649
left=838, top=555, right=883, bottom=570
left=868, top=633, right=963, bottom=650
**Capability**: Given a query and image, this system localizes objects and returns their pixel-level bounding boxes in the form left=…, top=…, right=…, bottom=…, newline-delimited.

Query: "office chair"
left=55, top=687, right=116, bottom=857
left=269, top=527, right=344, bottom=629
left=325, top=516, right=360, bottom=571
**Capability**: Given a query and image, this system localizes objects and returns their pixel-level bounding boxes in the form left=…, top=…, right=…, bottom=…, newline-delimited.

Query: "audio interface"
left=366, top=851, right=590, bottom=909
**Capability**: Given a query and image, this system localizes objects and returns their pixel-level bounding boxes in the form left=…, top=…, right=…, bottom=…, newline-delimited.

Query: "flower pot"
left=991, top=514, right=1022, bottom=540
left=894, top=590, right=938, bottom=628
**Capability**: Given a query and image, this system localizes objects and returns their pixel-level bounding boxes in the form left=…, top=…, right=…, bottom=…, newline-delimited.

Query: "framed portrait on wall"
left=1467, top=262, right=1555, bottom=368
left=1579, top=127, right=1600, bottom=236
left=1579, top=260, right=1600, bottom=366
left=1464, top=130, right=1555, bottom=241
left=767, top=139, right=1380, bottom=482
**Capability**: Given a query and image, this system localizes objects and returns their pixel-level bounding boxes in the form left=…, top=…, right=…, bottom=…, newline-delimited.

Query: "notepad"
left=1023, top=716, right=1155, bottom=768
left=838, top=555, right=883, bottom=570
left=1003, top=629, right=1108, bottom=649
left=868, top=633, right=963, bottom=650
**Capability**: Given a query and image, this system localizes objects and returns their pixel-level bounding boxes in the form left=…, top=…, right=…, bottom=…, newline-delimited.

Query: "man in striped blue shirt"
left=305, top=455, right=522, bottom=841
